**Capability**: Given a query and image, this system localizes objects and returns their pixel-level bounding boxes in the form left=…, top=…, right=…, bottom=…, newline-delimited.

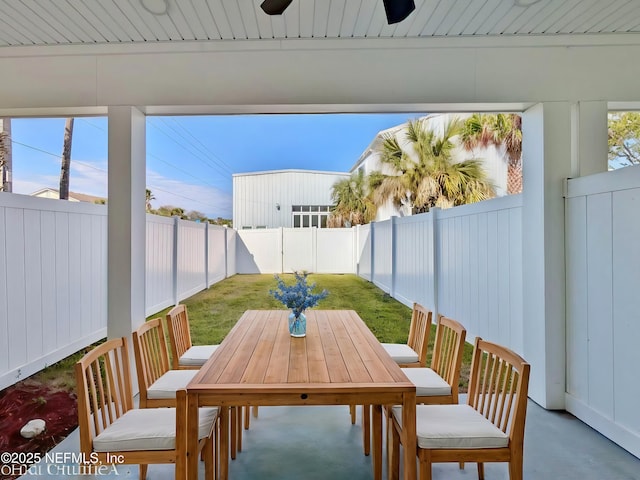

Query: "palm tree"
left=328, top=169, right=377, bottom=227
left=145, top=188, right=155, bottom=212
left=460, top=113, right=522, bottom=194
left=372, top=118, right=495, bottom=214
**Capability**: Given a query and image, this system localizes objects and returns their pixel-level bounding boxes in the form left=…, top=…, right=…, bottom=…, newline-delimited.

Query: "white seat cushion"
left=381, top=343, right=419, bottom=364
left=147, top=370, right=198, bottom=399
left=401, top=368, right=451, bottom=397
left=93, top=407, right=218, bottom=452
left=392, top=404, right=508, bottom=449
left=178, top=345, right=218, bottom=367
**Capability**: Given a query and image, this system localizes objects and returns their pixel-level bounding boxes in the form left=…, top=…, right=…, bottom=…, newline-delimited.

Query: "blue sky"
left=11, top=113, right=425, bottom=218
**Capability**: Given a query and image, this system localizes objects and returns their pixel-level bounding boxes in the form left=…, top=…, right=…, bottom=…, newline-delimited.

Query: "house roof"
left=350, top=113, right=446, bottom=172
left=30, top=188, right=106, bottom=204
left=0, top=1, right=638, bottom=49
left=233, top=169, right=350, bottom=178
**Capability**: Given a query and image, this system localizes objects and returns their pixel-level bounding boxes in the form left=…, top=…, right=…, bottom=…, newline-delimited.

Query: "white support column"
left=522, top=103, right=572, bottom=409
left=571, top=101, right=609, bottom=177
left=107, top=106, right=146, bottom=340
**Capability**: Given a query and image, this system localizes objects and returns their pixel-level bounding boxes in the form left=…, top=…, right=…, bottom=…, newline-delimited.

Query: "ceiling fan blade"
left=382, top=0, right=416, bottom=24
left=260, top=0, right=294, bottom=15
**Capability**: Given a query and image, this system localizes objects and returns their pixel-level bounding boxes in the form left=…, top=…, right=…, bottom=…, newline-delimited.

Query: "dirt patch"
left=0, top=379, right=77, bottom=479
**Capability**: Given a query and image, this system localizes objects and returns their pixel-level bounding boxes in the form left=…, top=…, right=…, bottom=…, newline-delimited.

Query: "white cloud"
left=146, top=170, right=232, bottom=219
left=12, top=159, right=107, bottom=197
left=12, top=162, right=232, bottom=219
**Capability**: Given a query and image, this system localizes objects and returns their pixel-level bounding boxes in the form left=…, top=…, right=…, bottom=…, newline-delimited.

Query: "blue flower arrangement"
left=269, top=272, right=329, bottom=318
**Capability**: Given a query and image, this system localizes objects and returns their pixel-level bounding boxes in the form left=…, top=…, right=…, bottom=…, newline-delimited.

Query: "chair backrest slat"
left=407, top=303, right=432, bottom=367
left=87, top=361, right=102, bottom=437
left=105, top=351, right=122, bottom=420
left=467, top=338, right=530, bottom=442
left=166, top=305, right=193, bottom=369
left=75, top=338, right=133, bottom=455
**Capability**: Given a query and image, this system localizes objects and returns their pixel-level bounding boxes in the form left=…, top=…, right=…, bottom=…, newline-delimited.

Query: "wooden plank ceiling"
left=0, top=0, right=639, bottom=47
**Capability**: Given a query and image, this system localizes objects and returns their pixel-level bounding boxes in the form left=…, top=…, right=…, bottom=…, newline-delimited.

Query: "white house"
left=351, top=113, right=509, bottom=221
left=232, top=169, right=349, bottom=229
left=30, top=188, right=106, bottom=204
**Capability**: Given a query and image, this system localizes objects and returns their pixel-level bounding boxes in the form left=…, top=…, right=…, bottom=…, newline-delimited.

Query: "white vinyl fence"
left=436, top=196, right=524, bottom=353
left=361, top=195, right=524, bottom=356
left=0, top=194, right=235, bottom=390
left=145, top=216, right=234, bottom=316
left=236, top=227, right=356, bottom=274
left=565, top=166, right=640, bottom=458
left=0, top=194, right=107, bottom=390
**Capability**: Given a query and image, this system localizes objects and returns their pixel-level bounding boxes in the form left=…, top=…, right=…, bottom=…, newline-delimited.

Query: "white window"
left=292, top=205, right=330, bottom=228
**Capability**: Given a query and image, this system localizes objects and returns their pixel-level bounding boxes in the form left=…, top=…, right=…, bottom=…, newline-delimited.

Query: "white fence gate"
left=236, top=227, right=356, bottom=274
left=565, top=166, right=640, bottom=458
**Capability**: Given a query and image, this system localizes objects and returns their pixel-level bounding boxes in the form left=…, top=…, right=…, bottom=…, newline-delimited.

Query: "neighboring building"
left=233, top=169, right=349, bottom=229
left=31, top=188, right=106, bottom=204
left=351, top=113, right=510, bottom=221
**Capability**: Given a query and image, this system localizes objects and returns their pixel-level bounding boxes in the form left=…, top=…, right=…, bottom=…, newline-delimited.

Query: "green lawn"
left=165, top=273, right=415, bottom=345
left=32, top=273, right=473, bottom=392
left=155, top=273, right=473, bottom=390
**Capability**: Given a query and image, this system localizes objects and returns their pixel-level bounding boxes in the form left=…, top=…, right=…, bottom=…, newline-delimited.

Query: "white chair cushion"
left=401, top=368, right=452, bottom=397
left=392, top=404, right=508, bottom=449
left=381, top=343, right=419, bottom=364
left=93, top=407, right=218, bottom=452
left=147, top=370, right=199, bottom=399
left=178, top=345, right=218, bottom=366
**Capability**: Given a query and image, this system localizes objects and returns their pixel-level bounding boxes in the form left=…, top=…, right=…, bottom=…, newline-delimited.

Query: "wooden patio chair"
left=381, top=302, right=433, bottom=368
left=166, top=304, right=256, bottom=435
left=75, top=337, right=218, bottom=480
left=132, top=318, right=198, bottom=408
left=166, top=304, right=219, bottom=370
left=134, top=317, right=244, bottom=457
left=400, top=315, right=467, bottom=406
left=388, top=337, right=531, bottom=480
left=352, top=302, right=433, bottom=456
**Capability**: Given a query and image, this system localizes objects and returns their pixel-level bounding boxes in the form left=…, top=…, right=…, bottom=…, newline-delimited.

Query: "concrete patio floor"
left=18, top=401, right=640, bottom=480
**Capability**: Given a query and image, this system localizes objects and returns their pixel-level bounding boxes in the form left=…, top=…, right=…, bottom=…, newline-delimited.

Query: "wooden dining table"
left=185, top=309, right=416, bottom=480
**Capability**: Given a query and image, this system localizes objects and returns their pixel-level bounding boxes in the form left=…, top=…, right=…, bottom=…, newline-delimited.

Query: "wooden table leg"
left=236, top=407, right=242, bottom=452
left=230, top=406, right=237, bottom=459
left=372, top=404, right=383, bottom=480
left=186, top=392, right=199, bottom=480
left=402, top=392, right=417, bottom=480
left=363, top=404, right=370, bottom=456
left=220, top=406, right=229, bottom=480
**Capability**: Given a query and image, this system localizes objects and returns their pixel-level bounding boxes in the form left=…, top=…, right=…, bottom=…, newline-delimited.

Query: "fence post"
left=355, top=224, right=360, bottom=275
left=204, top=221, right=209, bottom=288
left=370, top=221, right=375, bottom=284
left=224, top=226, right=228, bottom=279
left=391, top=216, right=397, bottom=298
left=430, top=208, right=440, bottom=319
left=172, top=216, right=179, bottom=305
